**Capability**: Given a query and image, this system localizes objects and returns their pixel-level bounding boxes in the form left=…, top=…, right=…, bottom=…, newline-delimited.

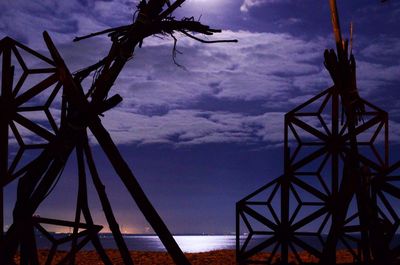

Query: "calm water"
left=36, top=235, right=238, bottom=252
left=36, top=234, right=400, bottom=253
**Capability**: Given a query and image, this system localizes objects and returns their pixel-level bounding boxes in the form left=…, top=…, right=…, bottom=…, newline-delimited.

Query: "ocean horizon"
left=36, top=234, right=238, bottom=253
left=35, top=234, right=400, bottom=253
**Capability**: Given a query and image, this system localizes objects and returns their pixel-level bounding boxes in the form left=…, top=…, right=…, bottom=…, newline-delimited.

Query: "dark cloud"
left=2, top=18, right=399, bottom=147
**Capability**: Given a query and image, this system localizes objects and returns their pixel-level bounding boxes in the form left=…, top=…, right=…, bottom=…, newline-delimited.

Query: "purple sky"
left=1, top=0, right=400, bottom=234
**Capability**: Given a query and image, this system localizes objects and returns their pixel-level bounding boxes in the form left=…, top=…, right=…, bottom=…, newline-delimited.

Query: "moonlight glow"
left=184, top=0, right=227, bottom=10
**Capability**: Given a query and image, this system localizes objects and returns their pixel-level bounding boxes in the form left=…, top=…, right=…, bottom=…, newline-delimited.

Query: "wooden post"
left=84, top=136, right=135, bottom=265
left=0, top=37, right=12, bottom=257
left=71, top=145, right=82, bottom=265
left=321, top=1, right=372, bottom=264
left=281, top=115, right=290, bottom=265
left=329, top=0, right=343, bottom=45
left=235, top=203, right=240, bottom=263
left=89, top=120, right=191, bottom=265
left=76, top=141, right=114, bottom=265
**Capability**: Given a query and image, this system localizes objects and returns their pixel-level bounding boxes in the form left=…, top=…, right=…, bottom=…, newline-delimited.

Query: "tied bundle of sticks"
left=73, top=0, right=237, bottom=91
left=320, top=1, right=391, bottom=265
left=73, top=0, right=237, bottom=104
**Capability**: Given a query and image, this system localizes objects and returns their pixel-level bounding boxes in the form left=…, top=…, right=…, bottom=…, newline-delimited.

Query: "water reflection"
left=37, top=234, right=400, bottom=252
left=174, top=235, right=236, bottom=253
left=36, top=234, right=239, bottom=252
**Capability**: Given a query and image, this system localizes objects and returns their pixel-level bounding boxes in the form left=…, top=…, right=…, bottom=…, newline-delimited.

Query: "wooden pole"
left=71, top=146, right=82, bottom=265
left=281, top=115, right=290, bottom=265
left=0, top=37, right=12, bottom=261
left=89, top=120, right=191, bottom=265
left=43, top=32, right=191, bottom=265
left=329, top=0, right=343, bottom=45
left=83, top=136, right=135, bottom=265
left=321, top=1, right=372, bottom=264
left=76, top=141, right=114, bottom=265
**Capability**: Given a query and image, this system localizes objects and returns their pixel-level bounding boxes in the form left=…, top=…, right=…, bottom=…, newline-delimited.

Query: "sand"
left=13, top=249, right=380, bottom=265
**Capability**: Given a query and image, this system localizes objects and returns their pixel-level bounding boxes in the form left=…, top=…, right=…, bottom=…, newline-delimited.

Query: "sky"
left=1, top=0, right=400, bottom=235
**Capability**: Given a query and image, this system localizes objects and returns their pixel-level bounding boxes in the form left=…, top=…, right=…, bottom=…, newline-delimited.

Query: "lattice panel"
left=374, top=161, right=400, bottom=261
left=0, top=37, right=62, bottom=185
left=237, top=86, right=392, bottom=264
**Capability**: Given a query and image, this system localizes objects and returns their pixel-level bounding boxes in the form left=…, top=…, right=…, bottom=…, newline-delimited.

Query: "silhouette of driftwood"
left=0, top=1, right=236, bottom=264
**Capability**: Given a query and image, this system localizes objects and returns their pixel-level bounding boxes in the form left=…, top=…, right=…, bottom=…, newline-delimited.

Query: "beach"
left=14, top=249, right=364, bottom=265
left=13, top=235, right=400, bottom=264
left=16, top=250, right=236, bottom=265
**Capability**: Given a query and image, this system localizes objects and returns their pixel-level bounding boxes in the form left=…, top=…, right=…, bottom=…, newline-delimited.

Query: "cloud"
left=107, top=30, right=332, bottom=112
left=360, top=36, right=400, bottom=61
left=4, top=27, right=400, bottom=147
left=357, top=60, right=400, bottom=93
left=240, top=0, right=299, bottom=12
left=355, top=1, right=400, bottom=26
left=0, top=0, right=133, bottom=48
left=98, top=109, right=285, bottom=146
left=275, top=17, right=302, bottom=28
left=1, top=0, right=399, bottom=148
left=240, top=0, right=277, bottom=12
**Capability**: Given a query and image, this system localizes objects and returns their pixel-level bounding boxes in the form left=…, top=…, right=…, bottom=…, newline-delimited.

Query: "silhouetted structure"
left=236, top=85, right=400, bottom=264
left=0, top=1, right=236, bottom=264
left=236, top=1, right=400, bottom=264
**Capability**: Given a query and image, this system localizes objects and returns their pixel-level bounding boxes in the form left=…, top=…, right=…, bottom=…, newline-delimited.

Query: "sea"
left=36, top=234, right=238, bottom=252
left=35, top=234, right=400, bottom=253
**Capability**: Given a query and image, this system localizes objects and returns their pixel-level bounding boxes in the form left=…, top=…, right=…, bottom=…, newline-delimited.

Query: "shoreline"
left=14, top=249, right=368, bottom=264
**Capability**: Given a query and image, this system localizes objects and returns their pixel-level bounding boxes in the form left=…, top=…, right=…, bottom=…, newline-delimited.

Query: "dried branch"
left=180, top=30, right=237, bottom=44
left=159, top=0, right=186, bottom=20
left=72, top=0, right=237, bottom=101
left=73, top=25, right=130, bottom=42
left=169, top=33, right=185, bottom=69
left=73, top=58, right=107, bottom=81
left=73, top=17, right=237, bottom=79
left=74, top=19, right=234, bottom=44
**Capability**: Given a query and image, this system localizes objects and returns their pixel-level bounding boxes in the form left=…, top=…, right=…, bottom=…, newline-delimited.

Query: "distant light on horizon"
left=32, top=224, right=143, bottom=235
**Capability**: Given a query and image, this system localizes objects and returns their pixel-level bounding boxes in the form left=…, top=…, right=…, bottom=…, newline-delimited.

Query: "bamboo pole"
left=329, top=0, right=343, bottom=45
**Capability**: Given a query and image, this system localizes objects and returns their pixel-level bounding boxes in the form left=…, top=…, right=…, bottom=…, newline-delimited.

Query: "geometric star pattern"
left=0, top=37, right=109, bottom=265
left=237, top=86, right=393, bottom=264
left=0, top=37, right=62, bottom=186
left=374, top=161, right=400, bottom=261
left=32, top=216, right=103, bottom=265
